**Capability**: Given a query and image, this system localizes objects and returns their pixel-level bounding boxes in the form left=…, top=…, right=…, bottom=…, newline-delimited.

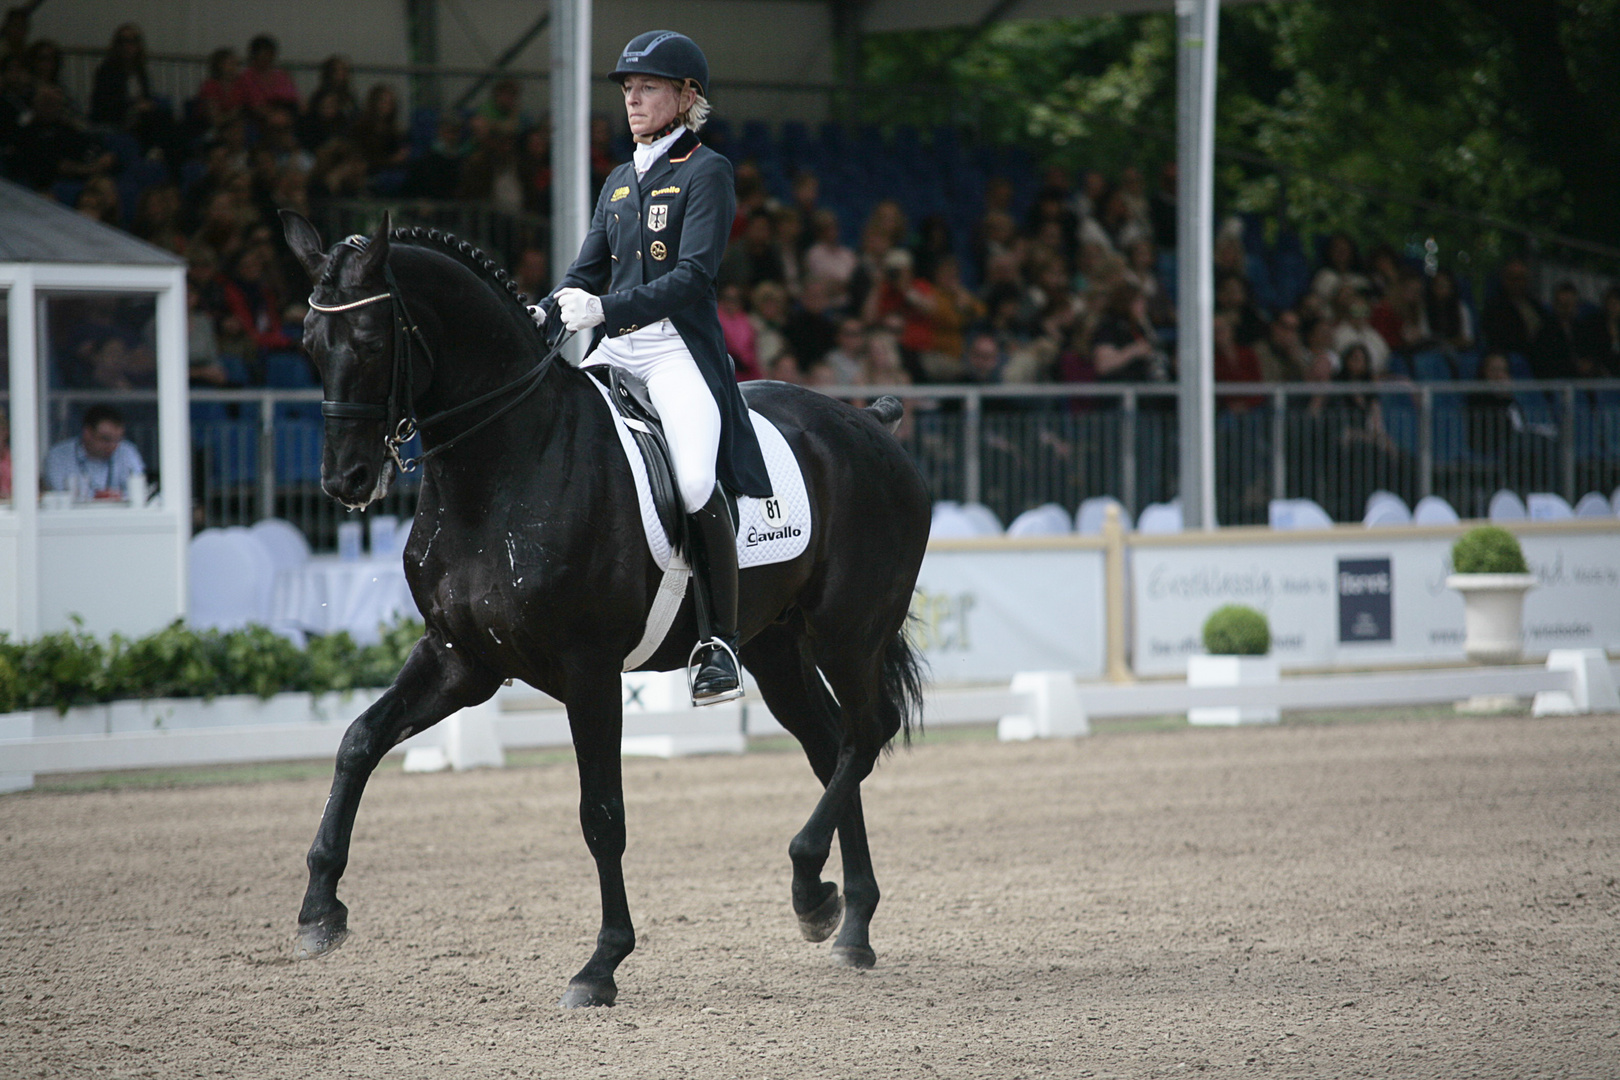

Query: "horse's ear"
left=358, top=211, right=392, bottom=282
left=279, top=209, right=328, bottom=281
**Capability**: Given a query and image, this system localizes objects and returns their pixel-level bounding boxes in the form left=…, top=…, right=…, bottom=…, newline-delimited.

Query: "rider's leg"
left=639, top=349, right=741, bottom=703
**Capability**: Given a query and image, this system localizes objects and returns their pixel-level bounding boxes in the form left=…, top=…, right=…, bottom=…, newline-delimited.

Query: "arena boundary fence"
left=3, top=655, right=1615, bottom=794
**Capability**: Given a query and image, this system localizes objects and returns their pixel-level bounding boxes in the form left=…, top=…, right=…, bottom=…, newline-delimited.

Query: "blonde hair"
left=679, top=80, right=711, bottom=132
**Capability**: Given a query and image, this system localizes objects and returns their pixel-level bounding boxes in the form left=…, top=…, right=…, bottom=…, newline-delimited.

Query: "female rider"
left=547, top=30, right=771, bottom=705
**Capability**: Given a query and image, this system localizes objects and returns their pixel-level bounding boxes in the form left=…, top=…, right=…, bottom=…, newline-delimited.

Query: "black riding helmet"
left=609, top=30, right=708, bottom=97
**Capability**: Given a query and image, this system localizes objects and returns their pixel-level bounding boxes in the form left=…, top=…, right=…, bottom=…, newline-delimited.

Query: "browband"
left=307, top=292, right=393, bottom=313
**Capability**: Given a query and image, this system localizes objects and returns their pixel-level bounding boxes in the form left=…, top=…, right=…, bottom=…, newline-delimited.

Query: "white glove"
left=555, top=287, right=605, bottom=332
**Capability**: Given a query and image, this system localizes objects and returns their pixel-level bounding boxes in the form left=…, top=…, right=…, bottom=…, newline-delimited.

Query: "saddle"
left=586, top=365, right=685, bottom=553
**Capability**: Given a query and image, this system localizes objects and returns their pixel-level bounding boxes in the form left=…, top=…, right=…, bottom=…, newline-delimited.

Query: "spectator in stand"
left=771, top=206, right=804, bottom=296
left=1311, top=232, right=1370, bottom=304
left=963, top=331, right=1007, bottom=387
left=1097, top=188, right=1149, bottom=255
left=1465, top=350, right=1557, bottom=486
left=789, top=171, right=818, bottom=243
left=926, top=255, right=984, bottom=373
left=1149, top=160, right=1178, bottom=249
left=133, top=183, right=186, bottom=253
left=1215, top=272, right=1268, bottom=349
left=1030, top=256, right=1082, bottom=368
left=864, top=247, right=938, bottom=382
left=1365, top=244, right=1403, bottom=301
left=298, top=88, right=351, bottom=152
left=187, top=274, right=231, bottom=387
left=719, top=210, right=785, bottom=290
left=1213, top=311, right=1264, bottom=413
left=14, top=84, right=114, bottom=190
left=750, top=281, right=790, bottom=375
left=513, top=246, right=549, bottom=301
left=1330, top=283, right=1391, bottom=376
left=260, top=105, right=313, bottom=173
left=402, top=114, right=464, bottom=199
left=730, top=162, right=767, bottom=240
left=1091, top=278, right=1168, bottom=387
left=1531, top=281, right=1581, bottom=380
left=911, top=214, right=954, bottom=284
left=1425, top=268, right=1475, bottom=354
left=193, top=48, right=245, bottom=135
left=309, top=136, right=369, bottom=201
left=222, top=242, right=295, bottom=368
left=1574, top=285, right=1620, bottom=377
left=1126, top=238, right=1174, bottom=331
left=238, top=34, right=300, bottom=122
left=479, top=78, right=524, bottom=139
left=310, top=55, right=358, bottom=124
left=519, top=123, right=552, bottom=213
left=1256, top=308, right=1310, bottom=383
left=972, top=209, right=1021, bottom=284
left=1371, top=265, right=1432, bottom=363
left=820, top=317, right=868, bottom=385
left=979, top=250, right=1030, bottom=332
left=190, top=187, right=248, bottom=264
left=74, top=175, right=120, bottom=226
left=782, top=276, right=838, bottom=370
left=1318, top=342, right=1405, bottom=519
left=458, top=124, right=524, bottom=213
left=25, top=38, right=71, bottom=113
left=1073, top=169, right=1109, bottom=239
left=351, top=83, right=409, bottom=175
left=717, top=283, right=760, bottom=381
left=90, top=23, right=179, bottom=166
left=1481, top=257, right=1545, bottom=358
left=866, top=199, right=909, bottom=250
left=1301, top=317, right=1339, bottom=399
left=0, top=5, right=29, bottom=67
left=44, top=404, right=145, bottom=497
left=803, top=209, right=856, bottom=301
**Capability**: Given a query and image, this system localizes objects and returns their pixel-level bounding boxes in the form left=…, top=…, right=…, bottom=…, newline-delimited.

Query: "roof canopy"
left=0, top=180, right=182, bottom=266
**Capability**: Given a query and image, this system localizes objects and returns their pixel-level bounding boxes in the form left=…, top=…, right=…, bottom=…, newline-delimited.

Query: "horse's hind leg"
left=742, top=622, right=887, bottom=968
left=295, top=632, right=500, bottom=960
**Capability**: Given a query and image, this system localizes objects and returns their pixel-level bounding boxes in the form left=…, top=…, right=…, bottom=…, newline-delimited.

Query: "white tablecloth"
left=270, top=555, right=419, bottom=644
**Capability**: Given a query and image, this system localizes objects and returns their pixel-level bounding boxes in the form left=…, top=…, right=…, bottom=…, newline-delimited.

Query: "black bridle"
left=308, top=246, right=568, bottom=474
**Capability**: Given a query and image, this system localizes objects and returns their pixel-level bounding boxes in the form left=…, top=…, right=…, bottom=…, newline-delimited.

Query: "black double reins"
left=308, top=250, right=568, bottom=474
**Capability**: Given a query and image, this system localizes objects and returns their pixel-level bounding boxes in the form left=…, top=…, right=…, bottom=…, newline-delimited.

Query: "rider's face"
left=622, top=76, right=686, bottom=142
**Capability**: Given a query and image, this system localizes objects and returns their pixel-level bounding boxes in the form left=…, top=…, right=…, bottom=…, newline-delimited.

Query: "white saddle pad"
left=585, top=377, right=812, bottom=670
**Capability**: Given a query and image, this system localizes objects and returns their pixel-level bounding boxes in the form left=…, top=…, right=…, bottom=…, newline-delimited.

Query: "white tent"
left=0, top=180, right=189, bottom=638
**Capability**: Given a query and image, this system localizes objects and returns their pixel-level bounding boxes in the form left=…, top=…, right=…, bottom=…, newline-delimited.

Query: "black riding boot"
left=686, top=488, right=742, bottom=705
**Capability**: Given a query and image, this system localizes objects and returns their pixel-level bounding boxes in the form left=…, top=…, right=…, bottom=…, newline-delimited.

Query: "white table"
left=270, top=555, right=419, bottom=644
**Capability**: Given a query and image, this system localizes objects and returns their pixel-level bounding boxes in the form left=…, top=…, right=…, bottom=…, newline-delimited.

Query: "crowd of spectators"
left=4, top=12, right=1618, bottom=422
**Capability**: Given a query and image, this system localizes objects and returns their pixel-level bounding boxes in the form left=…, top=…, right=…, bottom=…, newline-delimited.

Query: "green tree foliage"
left=861, top=0, right=1620, bottom=259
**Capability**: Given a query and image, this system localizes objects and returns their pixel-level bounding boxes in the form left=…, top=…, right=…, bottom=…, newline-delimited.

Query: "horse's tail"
left=865, top=396, right=904, bottom=434
left=881, top=615, right=928, bottom=748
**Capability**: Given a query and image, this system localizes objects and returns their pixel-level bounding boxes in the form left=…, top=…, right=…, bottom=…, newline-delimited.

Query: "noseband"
left=308, top=239, right=566, bottom=474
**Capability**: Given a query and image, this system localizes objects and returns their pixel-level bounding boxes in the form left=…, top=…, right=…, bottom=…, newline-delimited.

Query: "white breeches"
left=593, top=319, right=720, bottom=513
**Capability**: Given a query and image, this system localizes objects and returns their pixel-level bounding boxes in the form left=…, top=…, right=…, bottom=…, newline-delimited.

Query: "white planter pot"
left=1446, top=573, right=1537, bottom=664
left=1187, top=654, right=1280, bottom=726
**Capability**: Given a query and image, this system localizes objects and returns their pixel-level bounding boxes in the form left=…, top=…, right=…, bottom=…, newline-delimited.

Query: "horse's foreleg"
left=559, top=666, right=633, bottom=1008
left=295, top=633, right=500, bottom=960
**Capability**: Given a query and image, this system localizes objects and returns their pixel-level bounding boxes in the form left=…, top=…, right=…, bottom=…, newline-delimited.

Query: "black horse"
left=279, top=211, right=931, bottom=1007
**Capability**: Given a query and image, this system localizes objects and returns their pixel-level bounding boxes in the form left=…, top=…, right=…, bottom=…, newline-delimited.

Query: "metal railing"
left=170, top=379, right=1620, bottom=547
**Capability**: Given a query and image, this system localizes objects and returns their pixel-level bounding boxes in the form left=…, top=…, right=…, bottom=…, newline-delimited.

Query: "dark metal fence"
left=175, top=380, right=1620, bottom=548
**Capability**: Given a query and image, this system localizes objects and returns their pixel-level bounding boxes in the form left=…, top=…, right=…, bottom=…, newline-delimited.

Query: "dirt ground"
left=3, top=712, right=1619, bottom=1079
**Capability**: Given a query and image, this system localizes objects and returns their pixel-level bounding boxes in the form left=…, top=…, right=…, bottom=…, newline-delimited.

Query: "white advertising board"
left=1130, top=527, right=1620, bottom=676
left=911, top=544, right=1107, bottom=683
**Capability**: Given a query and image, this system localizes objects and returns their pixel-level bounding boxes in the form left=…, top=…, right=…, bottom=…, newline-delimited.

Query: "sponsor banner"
left=912, top=547, right=1107, bottom=682
left=1131, top=530, right=1620, bottom=676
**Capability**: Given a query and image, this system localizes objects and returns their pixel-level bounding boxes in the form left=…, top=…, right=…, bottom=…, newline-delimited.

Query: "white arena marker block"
left=445, top=699, right=505, bottom=770
left=1545, top=649, right=1619, bottom=714
left=996, top=714, right=1039, bottom=742
left=402, top=746, right=450, bottom=773
left=1532, top=691, right=1578, bottom=717
left=0, top=710, right=35, bottom=793
left=1007, top=672, right=1090, bottom=738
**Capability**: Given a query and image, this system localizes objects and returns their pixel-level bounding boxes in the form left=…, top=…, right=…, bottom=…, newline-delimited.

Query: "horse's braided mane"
left=388, top=225, right=535, bottom=317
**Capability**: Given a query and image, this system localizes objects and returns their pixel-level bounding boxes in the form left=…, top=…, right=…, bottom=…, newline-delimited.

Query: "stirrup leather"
left=687, top=637, right=743, bottom=705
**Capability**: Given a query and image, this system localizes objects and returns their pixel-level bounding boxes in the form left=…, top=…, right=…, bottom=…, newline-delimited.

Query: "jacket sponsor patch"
left=610, top=186, right=630, bottom=202
left=651, top=186, right=681, bottom=197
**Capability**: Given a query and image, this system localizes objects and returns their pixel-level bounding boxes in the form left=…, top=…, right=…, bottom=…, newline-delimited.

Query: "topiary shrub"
left=1451, top=525, right=1528, bottom=575
left=1202, top=604, right=1271, bottom=656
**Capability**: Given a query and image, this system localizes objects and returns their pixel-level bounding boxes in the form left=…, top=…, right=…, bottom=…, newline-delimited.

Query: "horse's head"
left=281, top=209, right=399, bottom=509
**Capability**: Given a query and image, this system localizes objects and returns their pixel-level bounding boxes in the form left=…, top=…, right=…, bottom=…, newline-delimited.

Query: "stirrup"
left=687, top=637, right=743, bottom=706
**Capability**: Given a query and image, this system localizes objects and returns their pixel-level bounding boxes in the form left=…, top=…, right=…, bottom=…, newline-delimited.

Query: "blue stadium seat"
left=196, top=421, right=259, bottom=486
left=1412, top=350, right=1454, bottom=382
left=275, top=420, right=324, bottom=484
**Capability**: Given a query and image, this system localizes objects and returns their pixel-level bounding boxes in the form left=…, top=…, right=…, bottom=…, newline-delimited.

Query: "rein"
left=310, top=251, right=569, bottom=474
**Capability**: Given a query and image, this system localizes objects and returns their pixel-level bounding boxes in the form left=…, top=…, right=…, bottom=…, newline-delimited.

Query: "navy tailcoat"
left=557, top=129, right=772, bottom=498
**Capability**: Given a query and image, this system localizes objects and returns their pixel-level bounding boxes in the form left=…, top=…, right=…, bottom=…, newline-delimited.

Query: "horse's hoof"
left=797, top=889, right=844, bottom=943
left=830, top=944, right=877, bottom=969
left=559, top=979, right=617, bottom=1008
left=293, top=917, right=349, bottom=961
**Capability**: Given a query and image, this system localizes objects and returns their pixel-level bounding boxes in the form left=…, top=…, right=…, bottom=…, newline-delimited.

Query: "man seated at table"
left=44, top=404, right=146, bottom=499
